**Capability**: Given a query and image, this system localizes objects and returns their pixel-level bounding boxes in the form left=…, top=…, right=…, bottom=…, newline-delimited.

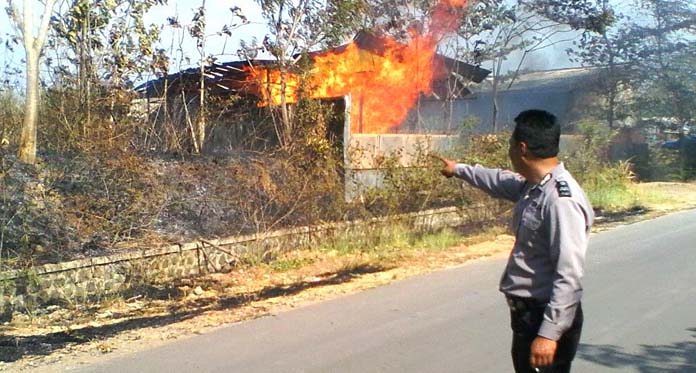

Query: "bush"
left=360, top=133, right=512, bottom=216
left=0, top=152, right=74, bottom=269
left=563, top=119, right=636, bottom=211
left=0, top=89, right=22, bottom=145
left=54, top=151, right=169, bottom=251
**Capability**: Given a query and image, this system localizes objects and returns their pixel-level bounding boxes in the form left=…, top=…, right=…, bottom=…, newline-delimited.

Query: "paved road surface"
left=77, top=209, right=696, bottom=372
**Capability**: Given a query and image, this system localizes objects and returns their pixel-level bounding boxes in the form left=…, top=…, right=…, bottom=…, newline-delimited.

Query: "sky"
left=0, top=0, right=271, bottom=85
left=0, top=0, right=592, bottom=87
left=146, top=0, right=271, bottom=71
left=148, top=0, right=579, bottom=75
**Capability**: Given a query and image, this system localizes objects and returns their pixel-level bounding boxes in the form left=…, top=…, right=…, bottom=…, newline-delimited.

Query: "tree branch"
left=6, top=1, right=25, bottom=40
left=35, top=0, right=57, bottom=50
left=22, top=0, right=33, bottom=51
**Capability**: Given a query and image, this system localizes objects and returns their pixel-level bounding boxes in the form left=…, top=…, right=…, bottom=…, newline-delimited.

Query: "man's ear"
left=519, top=141, right=529, bottom=157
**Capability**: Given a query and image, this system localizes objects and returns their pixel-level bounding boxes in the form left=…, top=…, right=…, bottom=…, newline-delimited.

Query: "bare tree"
left=7, top=0, right=58, bottom=164
left=48, top=0, right=169, bottom=151
left=188, top=0, right=206, bottom=153
left=473, top=5, right=579, bottom=131
left=162, top=4, right=248, bottom=153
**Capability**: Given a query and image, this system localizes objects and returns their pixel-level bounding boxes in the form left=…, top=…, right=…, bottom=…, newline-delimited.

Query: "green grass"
left=630, top=187, right=671, bottom=206
left=269, top=257, right=315, bottom=272
left=411, top=228, right=463, bottom=252
left=586, top=185, right=640, bottom=212
left=580, top=161, right=642, bottom=212
left=315, top=224, right=466, bottom=260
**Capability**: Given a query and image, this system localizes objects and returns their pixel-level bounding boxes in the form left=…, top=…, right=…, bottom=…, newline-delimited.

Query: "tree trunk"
left=16, top=0, right=57, bottom=164
left=491, top=57, right=503, bottom=133
left=279, top=67, right=291, bottom=147
left=18, top=52, right=39, bottom=164
left=196, top=0, right=207, bottom=153
left=197, top=72, right=205, bottom=152
left=492, top=80, right=499, bottom=133
left=602, top=17, right=616, bottom=130
left=607, top=88, right=616, bottom=129
left=83, top=8, right=92, bottom=137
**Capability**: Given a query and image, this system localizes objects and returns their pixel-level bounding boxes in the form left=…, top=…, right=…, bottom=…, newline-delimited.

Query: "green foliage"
left=582, top=161, right=639, bottom=212
left=563, top=119, right=615, bottom=183
left=289, top=97, right=342, bottom=162
left=562, top=119, right=637, bottom=211
left=633, top=146, right=683, bottom=181
left=649, top=137, right=696, bottom=181
left=315, top=224, right=465, bottom=267
left=316, top=225, right=398, bottom=257
left=321, top=0, right=369, bottom=46
left=571, top=0, right=696, bottom=128
left=520, top=0, right=615, bottom=32
left=458, top=132, right=511, bottom=168
left=256, top=0, right=362, bottom=59
left=51, top=0, right=167, bottom=85
left=9, top=0, right=691, bottom=272
left=457, top=115, right=480, bottom=141
left=633, top=47, right=696, bottom=125
left=360, top=146, right=461, bottom=215
left=360, top=133, right=511, bottom=216
left=317, top=223, right=412, bottom=257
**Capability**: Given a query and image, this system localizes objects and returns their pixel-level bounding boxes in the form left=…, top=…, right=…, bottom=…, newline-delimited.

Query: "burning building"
left=137, top=1, right=490, bottom=198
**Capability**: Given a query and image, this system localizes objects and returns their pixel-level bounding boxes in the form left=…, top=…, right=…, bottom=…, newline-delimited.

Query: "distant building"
left=456, top=66, right=607, bottom=132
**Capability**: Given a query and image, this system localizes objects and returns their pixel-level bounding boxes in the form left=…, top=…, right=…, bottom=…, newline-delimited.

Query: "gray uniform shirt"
left=454, top=162, right=593, bottom=340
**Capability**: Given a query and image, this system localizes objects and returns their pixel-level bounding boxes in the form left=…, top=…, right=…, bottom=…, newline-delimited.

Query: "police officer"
left=437, top=109, right=593, bottom=373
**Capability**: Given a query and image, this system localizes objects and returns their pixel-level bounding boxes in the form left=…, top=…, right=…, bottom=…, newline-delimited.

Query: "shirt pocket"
left=518, top=204, right=543, bottom=249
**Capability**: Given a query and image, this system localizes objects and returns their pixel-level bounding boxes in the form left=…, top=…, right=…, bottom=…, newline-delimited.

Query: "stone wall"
left=0, top=205, right=499, bottom=319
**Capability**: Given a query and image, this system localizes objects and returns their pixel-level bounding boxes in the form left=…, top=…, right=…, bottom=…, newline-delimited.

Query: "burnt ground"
left=0, top=150, right=467, bottom=270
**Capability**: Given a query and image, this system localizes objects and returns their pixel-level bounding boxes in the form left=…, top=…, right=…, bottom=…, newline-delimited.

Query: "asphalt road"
left=77, top=209, right=696, bottom=373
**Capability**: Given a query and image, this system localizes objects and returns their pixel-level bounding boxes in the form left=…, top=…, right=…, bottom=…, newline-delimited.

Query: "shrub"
left=0, top=152, right=74, bottom=269
left=0, top=88, right=22, bottom=145
left=360, top=132, right=512, bottom=216
left=563, top=119, right=636, bottom=211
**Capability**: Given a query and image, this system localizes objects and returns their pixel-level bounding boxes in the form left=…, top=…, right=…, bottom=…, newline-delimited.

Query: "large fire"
left=246, top=0, right=468, bottom=134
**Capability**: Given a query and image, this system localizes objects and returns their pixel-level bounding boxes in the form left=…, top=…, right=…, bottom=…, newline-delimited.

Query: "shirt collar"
left=536, top=162, right=566, bottom=188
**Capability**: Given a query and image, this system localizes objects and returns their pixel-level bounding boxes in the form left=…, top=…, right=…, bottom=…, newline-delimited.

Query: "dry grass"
left=631, top=182, right=696, bottom=212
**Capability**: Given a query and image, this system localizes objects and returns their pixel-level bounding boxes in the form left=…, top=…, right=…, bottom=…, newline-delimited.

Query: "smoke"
left=500, top=32, right=581, bottom=74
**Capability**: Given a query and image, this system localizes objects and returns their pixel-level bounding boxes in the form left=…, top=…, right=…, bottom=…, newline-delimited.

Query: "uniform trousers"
left=509, top=302, right=583, bottom=373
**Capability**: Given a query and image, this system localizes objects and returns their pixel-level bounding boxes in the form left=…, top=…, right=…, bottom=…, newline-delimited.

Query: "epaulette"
left=556, top=180, right=572, bottom=197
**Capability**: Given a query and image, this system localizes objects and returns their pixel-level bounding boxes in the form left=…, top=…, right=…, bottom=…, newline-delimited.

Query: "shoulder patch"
left=556, top=180, right=572, bottom=197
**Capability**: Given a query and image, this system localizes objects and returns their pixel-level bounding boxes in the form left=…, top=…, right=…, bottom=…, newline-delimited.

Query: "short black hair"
left=512, top=109, right=560, bottom=158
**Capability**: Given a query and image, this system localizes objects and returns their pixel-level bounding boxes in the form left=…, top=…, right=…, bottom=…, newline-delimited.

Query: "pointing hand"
left=431, top=154, right=457, bottom=178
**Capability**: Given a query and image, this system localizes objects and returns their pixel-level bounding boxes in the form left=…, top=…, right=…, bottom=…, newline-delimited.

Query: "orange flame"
left=247, top=0, right=468, bottom=134
left=243, top=68, right=301, bottom=107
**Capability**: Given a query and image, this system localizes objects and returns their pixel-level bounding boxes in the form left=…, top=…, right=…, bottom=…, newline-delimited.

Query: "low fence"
left=0, top=204, right=504, bottom=319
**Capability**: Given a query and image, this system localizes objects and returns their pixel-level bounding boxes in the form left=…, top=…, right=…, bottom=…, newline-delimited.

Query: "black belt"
left=506, top=296, right=548, bottom=312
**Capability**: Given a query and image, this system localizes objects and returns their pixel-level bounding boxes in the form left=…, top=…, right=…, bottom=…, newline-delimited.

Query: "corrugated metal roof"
left=479, top=66, right=604, bottom=93
left=136, top=31, right=490, bottom=99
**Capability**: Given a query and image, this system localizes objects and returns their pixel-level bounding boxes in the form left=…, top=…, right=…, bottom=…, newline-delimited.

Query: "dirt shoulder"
left=1, top=182, right=695, bottom=372
left=0, top=233, right=514, bottom=372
